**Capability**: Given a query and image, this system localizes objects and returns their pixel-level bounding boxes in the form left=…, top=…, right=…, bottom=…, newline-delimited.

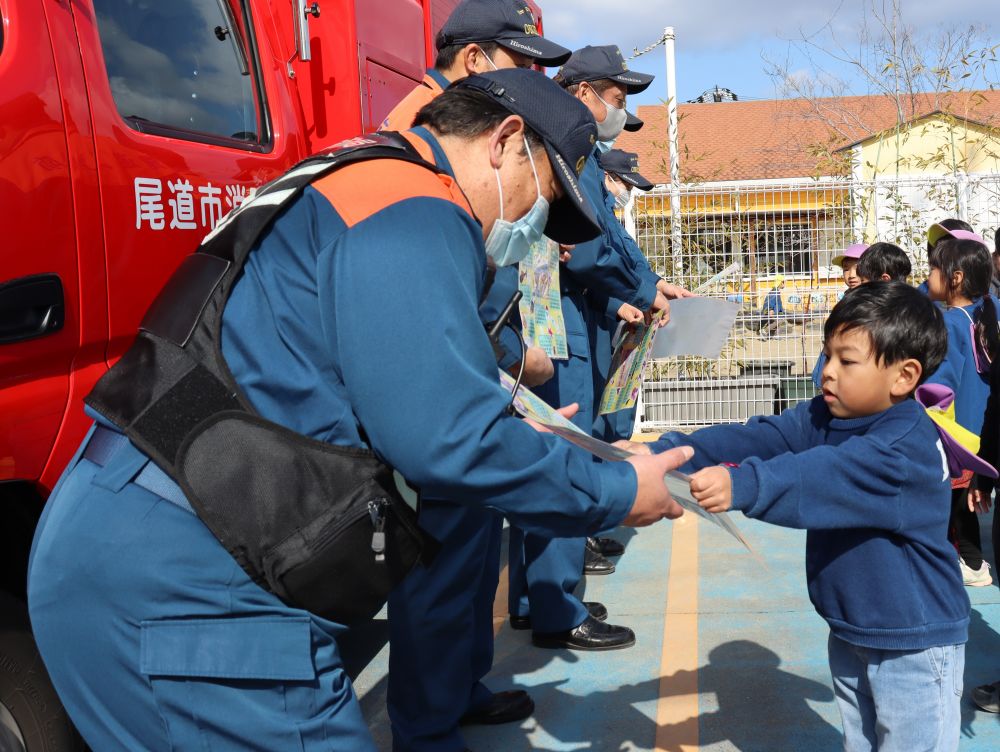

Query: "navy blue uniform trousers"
left=28, top=428, right=375, bottom=751
left=506, top=289, right=590, bottom=632
left=387, top=500, right=503, bottom=752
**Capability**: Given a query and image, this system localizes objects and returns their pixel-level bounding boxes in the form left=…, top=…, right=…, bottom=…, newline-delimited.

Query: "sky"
left=537, top=0, right=999, bottom=108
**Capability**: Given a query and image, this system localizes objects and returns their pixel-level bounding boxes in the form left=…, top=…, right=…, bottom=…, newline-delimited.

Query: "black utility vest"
left=86, top=133, right=438, bottom=624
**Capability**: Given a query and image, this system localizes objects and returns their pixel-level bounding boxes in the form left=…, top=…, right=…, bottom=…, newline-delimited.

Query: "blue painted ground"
left=349, top=512, right=1000, bottom=750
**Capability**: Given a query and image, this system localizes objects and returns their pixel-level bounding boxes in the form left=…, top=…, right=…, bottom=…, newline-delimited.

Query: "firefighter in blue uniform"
left=506, top=46, right=667, bottom=649
left=27, top=69, right=692, bottom=752
left=590, top=148, right=694, bottom=443
left=381, top=5, right=573, bottom=751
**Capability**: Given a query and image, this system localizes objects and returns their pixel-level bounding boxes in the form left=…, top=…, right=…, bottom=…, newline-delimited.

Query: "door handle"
left=0, top=274, right=65, bottom=344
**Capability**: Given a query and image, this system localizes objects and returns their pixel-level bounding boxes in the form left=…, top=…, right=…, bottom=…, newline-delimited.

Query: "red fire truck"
left=0, top=1, right=543, bottom=748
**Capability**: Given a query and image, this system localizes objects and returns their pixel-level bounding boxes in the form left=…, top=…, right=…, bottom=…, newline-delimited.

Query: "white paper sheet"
left=498, top=369, right=756, bottom=555
left=651, top=298, right=741, bottom=359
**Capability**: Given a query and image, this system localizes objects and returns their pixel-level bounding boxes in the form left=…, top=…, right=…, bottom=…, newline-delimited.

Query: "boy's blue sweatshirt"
left=650, top=397, right=970, bottom=651
left=927, top=297, right=999, bottom=434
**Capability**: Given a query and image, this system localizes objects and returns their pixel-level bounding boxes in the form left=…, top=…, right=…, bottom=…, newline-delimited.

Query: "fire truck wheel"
left=0, top=591, right=85, bottom=752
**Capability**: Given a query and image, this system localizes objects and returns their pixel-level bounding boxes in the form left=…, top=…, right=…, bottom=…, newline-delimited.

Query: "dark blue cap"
left=624, top=110, right=644, bottom=131
left=557, top=45, right=655, bottom=94
left=597, top=149, right=654, bottom=191
left=439, top=0, right=572, bottom=66
left=452, top=69, right=601, bottom=244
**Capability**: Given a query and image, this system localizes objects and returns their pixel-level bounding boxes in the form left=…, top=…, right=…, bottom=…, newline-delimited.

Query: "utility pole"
left=665, top=27, right=683, bottom=277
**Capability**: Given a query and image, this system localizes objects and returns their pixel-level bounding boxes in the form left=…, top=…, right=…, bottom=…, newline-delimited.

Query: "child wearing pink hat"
left=832, top=243, right=869, bottom=290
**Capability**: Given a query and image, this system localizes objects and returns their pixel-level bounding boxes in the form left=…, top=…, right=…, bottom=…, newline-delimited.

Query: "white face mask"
left=590, top=86, right=627, bottom=142
left=484, top=135, right=550, bottom=267
left=477, top=46, right=499, bottom=71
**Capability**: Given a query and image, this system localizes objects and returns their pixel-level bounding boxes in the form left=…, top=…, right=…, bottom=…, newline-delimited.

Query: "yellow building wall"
left=635, top=187, right=850, bottom=219
left=967, top=127, right=1000, bottom=174
left=856, top=115, right=1000, bottom=179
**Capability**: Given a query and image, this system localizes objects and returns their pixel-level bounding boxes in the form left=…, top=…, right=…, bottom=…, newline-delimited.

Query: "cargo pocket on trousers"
left=140, top=616, right=315, bottom=750
left=565, top=331, right=590, bottom=359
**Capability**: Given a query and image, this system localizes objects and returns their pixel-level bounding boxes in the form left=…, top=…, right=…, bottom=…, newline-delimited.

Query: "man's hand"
left=622, top=446, right=694, bottom=526
left=617, top=302, right=644, bottom=323
left=689, top=466, right=733, bottom=513
left=657, top=279, right=696, bottom=300
left=523, top=403, right=578, bottom=433
left=613, top=439, right=652, bottom=455
left=648, top=291, right=671, bottom=327
left=558, top=244, right=574, bottom=263
left=513, top=346, right=554, bottom=387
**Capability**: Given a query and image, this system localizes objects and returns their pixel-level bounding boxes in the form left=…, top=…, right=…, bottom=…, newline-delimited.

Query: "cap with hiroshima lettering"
left=438, top=0, right=572, bottom=67
left=597, top=149, right=654, bottom=191
left=452, top=69, right=601, bottom=244
left=556, top=45, right=656, bottom=94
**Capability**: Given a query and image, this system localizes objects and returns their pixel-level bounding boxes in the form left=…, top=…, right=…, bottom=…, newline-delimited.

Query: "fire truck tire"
left=0, top=591, right=85, bottom=752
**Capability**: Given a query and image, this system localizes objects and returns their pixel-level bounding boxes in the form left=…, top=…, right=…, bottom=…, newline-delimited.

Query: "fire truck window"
left=92, top=0, right=260, bottom=144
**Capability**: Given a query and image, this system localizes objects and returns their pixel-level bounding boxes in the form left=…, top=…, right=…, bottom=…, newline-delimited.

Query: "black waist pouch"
left=175, top=411, right=434, bottom=624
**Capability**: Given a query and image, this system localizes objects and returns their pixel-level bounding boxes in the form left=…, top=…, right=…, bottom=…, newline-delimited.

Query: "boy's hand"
left=689, top=466, right=733, bottom=513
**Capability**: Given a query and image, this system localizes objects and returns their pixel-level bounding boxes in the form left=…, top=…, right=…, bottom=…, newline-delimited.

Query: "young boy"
left=856, top=241, right=911, bottom=283
left=645, top=282, right=969, bottom=751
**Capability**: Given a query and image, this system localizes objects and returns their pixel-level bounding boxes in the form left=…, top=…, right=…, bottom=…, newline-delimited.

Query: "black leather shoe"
left=532, top=615, right=636, bottom=650
left=459, top=689, right=534, bottom=726
left=586, top=535, right=625, bottom=557
left=509, top=601, right=607, bottom=631
left=583, top=546, right=616, bottom=575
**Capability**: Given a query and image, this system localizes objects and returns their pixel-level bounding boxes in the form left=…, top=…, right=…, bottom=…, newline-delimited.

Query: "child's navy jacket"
left=652, top=398, right=970, bottom=650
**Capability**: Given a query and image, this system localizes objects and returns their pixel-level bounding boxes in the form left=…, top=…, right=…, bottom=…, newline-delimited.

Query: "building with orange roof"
left=614, top=90, right=1000, bottom=302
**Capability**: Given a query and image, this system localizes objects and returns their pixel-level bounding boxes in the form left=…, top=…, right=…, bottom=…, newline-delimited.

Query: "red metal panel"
left=0, top=0, right=80, bottom=483
left=355, top=0, right=424, bottom=133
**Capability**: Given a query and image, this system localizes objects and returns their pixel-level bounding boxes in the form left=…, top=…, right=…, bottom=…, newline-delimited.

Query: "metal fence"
left=633, top=173, right=1000, bottom=430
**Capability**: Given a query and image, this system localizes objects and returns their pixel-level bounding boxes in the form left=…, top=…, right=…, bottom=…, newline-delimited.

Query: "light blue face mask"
left=596, top=140, right=614, bottom=153
left=485, top=136, right=550, bottom=267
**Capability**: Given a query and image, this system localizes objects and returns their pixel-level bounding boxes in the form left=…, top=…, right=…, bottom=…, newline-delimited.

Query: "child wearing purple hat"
left=832, top=242, right=868, bottom=290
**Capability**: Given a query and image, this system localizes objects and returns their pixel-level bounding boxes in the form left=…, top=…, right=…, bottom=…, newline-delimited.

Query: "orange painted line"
left=655, top=514, right=700, bottom=751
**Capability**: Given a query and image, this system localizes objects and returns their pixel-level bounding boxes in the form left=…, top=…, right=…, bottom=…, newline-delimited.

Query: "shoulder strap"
left=954, top=304, right=975, bottom=325
left=199, top=132, right=441, bottom=267
left=138, top=133, right=443, bottom=347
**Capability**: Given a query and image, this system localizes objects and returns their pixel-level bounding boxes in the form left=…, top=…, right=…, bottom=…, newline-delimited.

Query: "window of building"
left=92, top=0, right=263, bottom=148
left=753, top=222, right=812, bottom=274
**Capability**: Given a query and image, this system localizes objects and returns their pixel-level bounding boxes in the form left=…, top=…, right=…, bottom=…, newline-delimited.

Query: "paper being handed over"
left=499, top=369, right=755, bottom=554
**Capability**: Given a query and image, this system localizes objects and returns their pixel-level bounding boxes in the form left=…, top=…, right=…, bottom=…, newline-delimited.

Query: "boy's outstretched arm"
left=642, top=404, right=816, bottom=472
left=724, top=434, right=913, bottom=531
